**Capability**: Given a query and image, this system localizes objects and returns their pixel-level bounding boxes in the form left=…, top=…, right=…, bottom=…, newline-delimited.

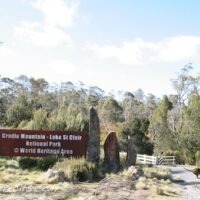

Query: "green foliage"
left=149, top=96, right=174, bottom=155
left=37, top=156, right=58, bottom=170
left=26, top=109, right=49, bottom=130
left=99, top=96, right=124, bottom=124
left=179, top=95, right=200, bottom=164
left=195, top=151, right=200, bottom=167
left=0, top=71, right=200, bottom=166
left=18, top=157, right=38, bottom=169
left=119, top=118, right=153, bottom=155
left=18, top=156, right=58, bottom=170
left=6, top=95, right=32, bottom=127
left=163, top=150, right=184, bottom=165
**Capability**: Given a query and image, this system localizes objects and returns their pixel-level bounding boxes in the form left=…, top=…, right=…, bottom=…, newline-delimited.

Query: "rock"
left=87, top=107, right=100, bottom=165
left=126, top=137, right=137, bottom=167
left=138, top=176, right=146, bottom=182
left=40, top=169, right=65, bottom=184
left=124, top=166, right=144, bottom=179
left=103, top=131, right=120, bottom=173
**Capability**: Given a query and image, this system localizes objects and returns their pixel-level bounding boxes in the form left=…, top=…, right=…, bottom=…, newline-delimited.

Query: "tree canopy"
left=0, top=66, right=200, bottom=165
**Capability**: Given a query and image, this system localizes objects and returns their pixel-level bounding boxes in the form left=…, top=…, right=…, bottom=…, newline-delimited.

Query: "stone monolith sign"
left=103, top=131, right=120, bottom=172
left=126, top=137, right=137, bottom=167
left=87, top=107, right=100, bottom=165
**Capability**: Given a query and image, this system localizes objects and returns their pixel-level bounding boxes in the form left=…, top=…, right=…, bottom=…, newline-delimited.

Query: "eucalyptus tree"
left=0, top=76, right=16, bottom=125
left=149, top=95, right=173, bottom=154
left=170, top=65, right=200, bottom=157
left=171, top=63, right=194, bottom=108
left=6, top=94, right=32, bottom=127
left=122, top=91, right=146, bottom=122
left=144, top=93, right=158, bottom=120
left=180, top=94, right=200, bottom=164
left=87, top=86, right=105, bottom=107
left=98, top=96, right=124, bottom=133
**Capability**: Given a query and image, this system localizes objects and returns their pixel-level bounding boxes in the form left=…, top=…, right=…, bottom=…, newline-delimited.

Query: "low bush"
left=163, top=150, right=184, bottom=165
left=18, top=157, right=38, bottom=169
left=53, top=157, right=98, bottom=182
left=143, top=166, right=171, bottom=180
left=18, top=156, right=58, bottom=170
left=37, top=156, right=58, bottom=170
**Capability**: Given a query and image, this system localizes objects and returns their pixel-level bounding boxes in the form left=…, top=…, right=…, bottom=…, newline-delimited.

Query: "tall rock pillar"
left=87, top=107, right=100, bottom=165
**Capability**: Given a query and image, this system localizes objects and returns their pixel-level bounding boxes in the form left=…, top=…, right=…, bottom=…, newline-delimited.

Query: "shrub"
left=163, top=150, right=184, bottom=165
left=37, top=156, right=58, bottom=171
left=18, top=156, right=58, bottom=170
left=143, top=166, right=171, bottom=180
left=195, top=151, right=200, bottom=167
left=53, top=157, right=98, bottom=182
left=18, top=157, right=38, bottom=169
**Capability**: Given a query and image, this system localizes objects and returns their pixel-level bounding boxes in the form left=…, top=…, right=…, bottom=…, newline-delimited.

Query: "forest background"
left=0, top=64, right=200, bottom=165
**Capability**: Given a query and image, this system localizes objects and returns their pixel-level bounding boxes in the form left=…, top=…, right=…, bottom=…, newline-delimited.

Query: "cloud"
left=86, top=36, right=200, bottom=65
left=43, top=59, right=78, bottom=82
left=14, top=0, right=79, bottom=47
left=0, top=45, right=16, bottom=57
left=31, top=0, right=78, bottom=28
left=15, top=22, right=72, bottom=47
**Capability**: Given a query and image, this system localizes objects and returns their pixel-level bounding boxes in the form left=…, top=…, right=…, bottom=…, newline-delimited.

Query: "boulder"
left=103, top=131, right=120, bottom=172
left=39, top=169, right=65, bottom=184
left=126, top=138, right=137, bottom=167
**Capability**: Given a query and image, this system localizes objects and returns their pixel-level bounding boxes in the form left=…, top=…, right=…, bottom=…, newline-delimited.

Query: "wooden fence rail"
left=120, top=152, right=176, bottom=165
left=136, top=154, right=157, bottom=165
left=136, top=154, right=176, bottom=165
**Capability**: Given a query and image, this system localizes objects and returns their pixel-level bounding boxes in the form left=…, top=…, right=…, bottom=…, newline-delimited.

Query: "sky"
left=1, top=0, right=200, bottom=97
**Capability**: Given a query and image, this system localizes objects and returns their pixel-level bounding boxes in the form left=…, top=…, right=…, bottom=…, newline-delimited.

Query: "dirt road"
left=171, top=166, right=200, bottom=200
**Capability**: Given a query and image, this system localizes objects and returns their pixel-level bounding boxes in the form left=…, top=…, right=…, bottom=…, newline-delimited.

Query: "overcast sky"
left=1, top=0, right=200, bottom=97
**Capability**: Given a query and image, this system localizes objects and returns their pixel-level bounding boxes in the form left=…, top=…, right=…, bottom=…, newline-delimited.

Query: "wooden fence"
left=136, top=154, right=157, bottom=165
left=136, top=154, right=176, bottom=165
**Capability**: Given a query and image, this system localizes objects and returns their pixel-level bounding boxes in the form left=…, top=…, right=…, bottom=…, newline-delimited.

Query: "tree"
left=25, top=109, right=49, bottom=130
left=99, top=97, right=123, bottom=123
left=87, top=86, right=104, bottom=107
left=0, top=76, right=16, bottom=125
left=180, top=94, right=200, bottom=164
left=97, top=96, right=124, bottom=136
left=171, top=63, right=193, bottom=108
left=119, top=118, right=153, bottom=155
left=6, top=95, right=32, bottom=127
left=144, top=93, right=158, bottom=120
left=122, top=91, right=146, bottom=121
left=149, top=96, right=173, bottom=154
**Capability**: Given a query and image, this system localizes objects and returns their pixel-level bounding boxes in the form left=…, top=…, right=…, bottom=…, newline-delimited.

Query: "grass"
left=0, top=157, right=181, bottom=199
left=136, top=165, right=181, bottom=199
left=53, top=157, right=98, bottom=182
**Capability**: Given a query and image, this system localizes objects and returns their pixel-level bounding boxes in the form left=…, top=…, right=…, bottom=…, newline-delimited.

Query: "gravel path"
left=171, top=166, right=200, bottom=200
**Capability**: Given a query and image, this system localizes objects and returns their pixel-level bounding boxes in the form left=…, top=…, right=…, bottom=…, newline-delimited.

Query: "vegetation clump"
left=53, top=157, right=98, bottom=182
left=18, top=156, right=58, bottom=170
